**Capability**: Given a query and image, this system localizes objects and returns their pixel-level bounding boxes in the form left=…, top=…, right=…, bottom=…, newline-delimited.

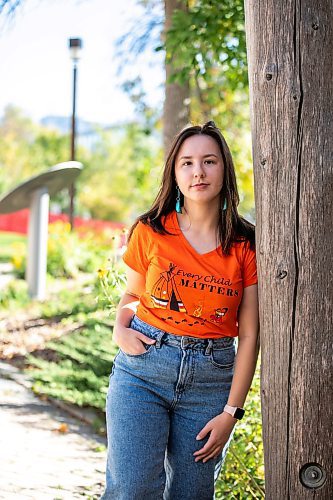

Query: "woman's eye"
left=180, top=159, right=216, bottom=166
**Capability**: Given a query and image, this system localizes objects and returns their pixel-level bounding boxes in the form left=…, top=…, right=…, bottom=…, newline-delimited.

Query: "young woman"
left=101, top=121, right=260, bottom=500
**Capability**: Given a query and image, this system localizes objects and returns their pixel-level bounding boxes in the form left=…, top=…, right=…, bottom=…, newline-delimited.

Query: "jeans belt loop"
left=155, top=333, right=164, bottom=349
left=204, top=339, right=213, bottom=356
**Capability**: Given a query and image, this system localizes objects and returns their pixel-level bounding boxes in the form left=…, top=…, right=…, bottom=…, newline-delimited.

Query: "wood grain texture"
left=163, top=0, right=190, bottom=154
left=244, top=1, right=333, bottom=498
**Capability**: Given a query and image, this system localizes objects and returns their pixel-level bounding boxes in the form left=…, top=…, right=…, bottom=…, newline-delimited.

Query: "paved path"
left=0, top=363, right=107, bottom=499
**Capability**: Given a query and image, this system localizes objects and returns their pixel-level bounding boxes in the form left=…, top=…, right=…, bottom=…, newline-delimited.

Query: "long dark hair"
left=129, top=121, right=255, bottom=255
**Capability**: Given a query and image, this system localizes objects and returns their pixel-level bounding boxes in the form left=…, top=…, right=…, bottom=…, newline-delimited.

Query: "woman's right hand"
left=113, top=323, right=156, bottom=356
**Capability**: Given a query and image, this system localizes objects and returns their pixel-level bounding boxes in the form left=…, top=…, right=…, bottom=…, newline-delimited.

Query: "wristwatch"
left=223, top=404, right=245, bottom=420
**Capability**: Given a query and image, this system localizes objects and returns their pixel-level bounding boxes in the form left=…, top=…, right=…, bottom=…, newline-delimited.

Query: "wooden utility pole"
left=163, top=0, right=190, bottom=154
left=244, top=1, right=332, bottom=498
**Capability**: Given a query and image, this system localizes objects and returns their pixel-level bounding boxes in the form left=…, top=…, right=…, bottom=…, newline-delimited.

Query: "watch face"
left=234, top=408, right=245, bottom=420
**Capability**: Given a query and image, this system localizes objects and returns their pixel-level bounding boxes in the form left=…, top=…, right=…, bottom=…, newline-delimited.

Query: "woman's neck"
left=178, top=201, right=220, bottom=233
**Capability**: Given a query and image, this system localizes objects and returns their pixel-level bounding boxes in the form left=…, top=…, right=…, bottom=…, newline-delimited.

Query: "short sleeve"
left=122, top=222, right=151, bottom=275
left=242, top=241, right=258, bottom=287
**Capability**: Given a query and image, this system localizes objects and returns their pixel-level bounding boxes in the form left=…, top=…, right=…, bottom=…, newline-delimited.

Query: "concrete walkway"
left=0, top=362, right=107, bottom=499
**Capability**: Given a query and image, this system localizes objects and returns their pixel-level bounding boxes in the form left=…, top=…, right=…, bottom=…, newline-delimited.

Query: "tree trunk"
left=163, top=0, right=190, bottom=155
left=244, top=1, right=333, bottom=498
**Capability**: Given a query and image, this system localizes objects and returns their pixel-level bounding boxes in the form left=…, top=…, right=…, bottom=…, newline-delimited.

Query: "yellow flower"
left=63, top=222, right=71, bottom=233
left=97, top=268, right=108, bottom=279
left=12, top=255, right=23, bottom=269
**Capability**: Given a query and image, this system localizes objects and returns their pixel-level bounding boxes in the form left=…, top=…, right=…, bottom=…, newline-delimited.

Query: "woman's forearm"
left=112, top=293, right=156, bottom=354
left=226, top=336, right=260, bottom=408
left=115, top=293, right=140, bottom=329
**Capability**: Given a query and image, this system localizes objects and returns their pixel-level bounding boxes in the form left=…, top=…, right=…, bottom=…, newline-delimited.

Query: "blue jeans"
left=101, top=315, right=236, bottom=500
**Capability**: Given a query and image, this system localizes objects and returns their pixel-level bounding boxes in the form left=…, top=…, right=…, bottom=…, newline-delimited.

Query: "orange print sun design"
left=151, top=263, right=187, bottom=313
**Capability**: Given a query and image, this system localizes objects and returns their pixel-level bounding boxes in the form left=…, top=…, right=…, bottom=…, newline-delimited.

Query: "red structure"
left=0, top=209, right=125, bottom=235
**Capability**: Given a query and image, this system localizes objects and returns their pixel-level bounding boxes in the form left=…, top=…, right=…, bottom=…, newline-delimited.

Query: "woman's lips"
left=191, top=183, right=209, bottom=189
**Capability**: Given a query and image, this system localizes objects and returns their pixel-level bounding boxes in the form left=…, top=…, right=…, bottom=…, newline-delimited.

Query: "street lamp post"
left=68, top=37, right=82, bottom=231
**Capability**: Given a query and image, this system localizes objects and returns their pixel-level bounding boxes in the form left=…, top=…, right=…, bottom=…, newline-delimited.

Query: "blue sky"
left=0, top=0, right=164, bottom=125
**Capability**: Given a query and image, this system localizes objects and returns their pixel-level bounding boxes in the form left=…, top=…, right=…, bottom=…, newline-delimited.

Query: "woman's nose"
left=193, top=162, right=205, bottom=177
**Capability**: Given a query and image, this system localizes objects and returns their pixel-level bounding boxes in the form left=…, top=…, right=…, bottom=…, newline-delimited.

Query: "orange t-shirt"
left=123, top=211, right=258, bottom=338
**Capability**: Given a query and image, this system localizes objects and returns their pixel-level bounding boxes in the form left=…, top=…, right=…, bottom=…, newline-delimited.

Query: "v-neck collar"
left=171, top=211, right=222, bottom=258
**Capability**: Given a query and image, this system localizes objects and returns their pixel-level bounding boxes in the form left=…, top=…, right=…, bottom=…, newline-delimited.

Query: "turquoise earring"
left=223, top=198, right=227, bottom=210
left=176, top=186, right=182, bottom=213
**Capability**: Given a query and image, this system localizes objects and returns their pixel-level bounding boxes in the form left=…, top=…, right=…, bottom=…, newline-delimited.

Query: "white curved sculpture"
left=0, top=162, right=83, bottom=299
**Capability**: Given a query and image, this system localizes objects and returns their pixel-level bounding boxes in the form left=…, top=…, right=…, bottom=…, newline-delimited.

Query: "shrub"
left=10, top=241, right=26, bottom=279
left=216, top=366, right=265, bottom=498
left=0, top=279, right=29, bottom=308
left=10, top=220, right=126, bottom=279
left=27, top=320, right=116, bottom=411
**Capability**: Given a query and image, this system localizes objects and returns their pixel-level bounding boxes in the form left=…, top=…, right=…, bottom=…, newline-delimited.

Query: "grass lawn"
left=0, top=231, right=26, bottom=262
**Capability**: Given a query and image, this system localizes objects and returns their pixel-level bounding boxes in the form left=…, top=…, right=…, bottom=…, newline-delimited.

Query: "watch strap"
left=223, top=404, right=245, bottom=420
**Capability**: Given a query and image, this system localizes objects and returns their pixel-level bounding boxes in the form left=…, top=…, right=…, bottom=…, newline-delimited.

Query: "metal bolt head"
left=300, top=463, right=327, bottom=490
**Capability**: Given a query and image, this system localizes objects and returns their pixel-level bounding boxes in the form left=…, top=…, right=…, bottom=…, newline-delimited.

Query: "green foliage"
left=216, top=366, right=265, bottom=498
left=0, top=278, right=30, bottom=309
left=27, top=312, right=118, bottom=411
left=24, top=268, right=123, bottom=410
left=0, top=105, right=70, bottom=196
left=39, top=284, right=100, bottom=319
left=8, top=220, right=123, bottom=280
left=77, top=122, right=163, bottom=221
left=95, top=257, right=127, bottom=316
left=163, top=0, right=250, bottom=136
left=0, top=232, right=27, bottom=279
left=164, top=0, right=247, bottom=91
left=0, top=101, right=255, bottom=224
left=27, top=324, right=114, bottom=409
left=10, top=240, right=26, bottom=279
left=0, top=106, right=163, bottom=223
left=0, top=231, right=26, bottom=261
left=46, top=221, right=99, bottom=278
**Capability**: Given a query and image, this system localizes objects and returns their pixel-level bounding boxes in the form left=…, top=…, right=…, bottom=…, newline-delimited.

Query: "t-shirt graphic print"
left=123, top=211, right=257, bottom=339
left=151, top=263, right=187, bottom=313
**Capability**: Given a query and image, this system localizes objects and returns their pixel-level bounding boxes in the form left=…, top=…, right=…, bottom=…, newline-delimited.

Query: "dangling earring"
left=223, top=198, right=227, bottom=211
left=176, top=186, right=182, bottom=214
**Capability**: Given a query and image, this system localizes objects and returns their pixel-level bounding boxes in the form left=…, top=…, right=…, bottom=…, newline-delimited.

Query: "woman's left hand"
left=193, top=412, right=237, bottom=463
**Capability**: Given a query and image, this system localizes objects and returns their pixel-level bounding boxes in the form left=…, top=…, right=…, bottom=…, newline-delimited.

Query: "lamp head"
left=69, top=38, right=83, bottom=62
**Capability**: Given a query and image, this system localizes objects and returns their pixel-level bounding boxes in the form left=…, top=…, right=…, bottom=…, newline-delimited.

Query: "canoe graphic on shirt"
left=151, top=263, right=187, bottom=313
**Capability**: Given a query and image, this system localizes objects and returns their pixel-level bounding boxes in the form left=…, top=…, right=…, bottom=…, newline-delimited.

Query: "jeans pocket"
left=209, top=345, right=235, bottom=369
left=123, top=315, right=157, bottom=358
left=120, top=342, right=155, bottom=358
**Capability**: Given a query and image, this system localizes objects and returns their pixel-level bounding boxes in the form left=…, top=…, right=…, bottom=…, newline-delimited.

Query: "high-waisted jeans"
left=100, top=315, right=237, bottom=500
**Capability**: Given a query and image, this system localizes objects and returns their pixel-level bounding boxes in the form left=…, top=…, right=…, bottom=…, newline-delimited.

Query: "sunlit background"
left=0, top=0, right=163, bottom=124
